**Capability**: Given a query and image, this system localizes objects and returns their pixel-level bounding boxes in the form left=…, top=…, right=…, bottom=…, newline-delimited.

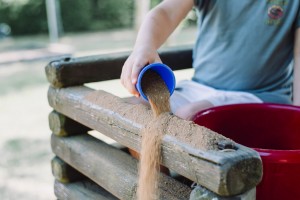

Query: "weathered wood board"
left=189, top=185, right=256, bottom=200
left=51, top=134, right=192, bottom=200
left=48, top=86, right=262, bottom=196
left=54, top=180, right=118, bottom=200
left=45, top=47, right=193, bottom=88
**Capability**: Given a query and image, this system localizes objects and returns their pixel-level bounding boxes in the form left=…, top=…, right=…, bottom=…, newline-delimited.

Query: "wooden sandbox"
left=46, top=47, right=262, bottom=200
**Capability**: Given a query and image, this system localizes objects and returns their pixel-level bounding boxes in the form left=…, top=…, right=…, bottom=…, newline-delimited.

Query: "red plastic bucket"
left=192, top=103, right=300, bottom=200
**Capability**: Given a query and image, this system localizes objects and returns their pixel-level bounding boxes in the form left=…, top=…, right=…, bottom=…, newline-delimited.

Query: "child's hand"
left=121, top=46, right=162, bottom=97
left=120, top=0, right=193, bottom=98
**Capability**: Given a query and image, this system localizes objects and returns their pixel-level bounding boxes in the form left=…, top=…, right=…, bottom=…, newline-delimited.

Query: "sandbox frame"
left=46, top=46, right=262, bottom=200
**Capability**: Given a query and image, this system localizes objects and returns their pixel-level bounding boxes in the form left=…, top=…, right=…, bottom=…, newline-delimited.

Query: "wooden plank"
left=189, top=185, right=256, bottom=200
left=51, top=134, right=192, bottom=200
left=48, top=86, right=262, bottom=196
left=49, top=110, right=90, bottom=136
left=51, top=156, right=85, bottom=183
left=45, top=46, right=192, bottom=88
left=54, top=180, right=118, bottom=200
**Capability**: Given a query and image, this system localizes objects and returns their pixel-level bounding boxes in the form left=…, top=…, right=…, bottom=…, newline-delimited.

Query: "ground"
left=0, top=60, right=54, bottom=200
left=0, top=27, right=196, bottom=199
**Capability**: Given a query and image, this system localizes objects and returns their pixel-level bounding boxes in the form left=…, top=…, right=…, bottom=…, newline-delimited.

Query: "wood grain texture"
left=54, top=179, right=118, bottom=200
left=48, top=86, right=262, bottom=196
left=49, top=111, right=90, bottom=136
left=45, top=46, right=193, bottom=88
left=51, top=134, right=192, bottom=200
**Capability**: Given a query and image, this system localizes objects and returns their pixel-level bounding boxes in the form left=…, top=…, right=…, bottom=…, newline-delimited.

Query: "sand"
left=137, top=70, right=171, bottom=200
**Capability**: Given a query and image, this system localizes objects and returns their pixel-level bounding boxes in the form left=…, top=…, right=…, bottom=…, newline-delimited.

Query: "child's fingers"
left=121, top=51, right=161, bottom=97
left=120, top=61, right=132, bottom=87
left=121, top=61, right=138, bottom=96
left=131, top=53, right=161, bottom=84
left=131, top=62, right=144, bottom=85
left=130, top=61, right=147, bottom=96
left=130, top=55, right=162, bottom=96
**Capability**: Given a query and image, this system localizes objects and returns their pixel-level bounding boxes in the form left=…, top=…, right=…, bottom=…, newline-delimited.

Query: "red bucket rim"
left=192, top=103, right=300, bottom=161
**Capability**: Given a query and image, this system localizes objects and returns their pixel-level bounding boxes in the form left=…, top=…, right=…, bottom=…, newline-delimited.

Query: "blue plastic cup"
left=136, top=63, right=176, bottom=101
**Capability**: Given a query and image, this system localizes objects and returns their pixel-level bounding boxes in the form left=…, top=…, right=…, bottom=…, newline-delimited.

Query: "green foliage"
left=0, top=0, right=171, bottom=36
left=13, top=1, right=47, bottom=35
left=59, top=0, right=92, bottom=32
left=0, top=0, right=47, bottom=35
left=151, top=0, right=162, bottom=8
left=90, top=0, right=134, bottom=30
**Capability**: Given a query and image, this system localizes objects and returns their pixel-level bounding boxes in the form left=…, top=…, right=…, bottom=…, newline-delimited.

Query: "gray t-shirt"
left=193, top=0, right=300, bottom=104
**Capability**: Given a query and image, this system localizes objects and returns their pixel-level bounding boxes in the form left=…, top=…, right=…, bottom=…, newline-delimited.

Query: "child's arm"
left=121, top=0, right=194, bottom=97
left=293, top=29, right=300, bottom=106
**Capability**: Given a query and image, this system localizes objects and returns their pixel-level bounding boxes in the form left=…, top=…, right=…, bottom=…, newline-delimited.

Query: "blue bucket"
left=136, top=63, right=176, bottom=101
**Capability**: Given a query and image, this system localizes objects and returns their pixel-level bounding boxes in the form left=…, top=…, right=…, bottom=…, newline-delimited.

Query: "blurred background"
left=0, top=0, right=197, bottom=199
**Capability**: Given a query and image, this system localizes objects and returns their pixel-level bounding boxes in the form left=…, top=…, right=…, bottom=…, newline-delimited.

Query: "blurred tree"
left=0, top=0, right=47, bottom=35
left=90, top=0, right=134, bottom=30
left=0, top=2, right=10, bottom=28
left=59, top=0, right=92, bottom=32
left=0, top=0, right=185, bottom=36
left=151, top=0, right=161, bottom=8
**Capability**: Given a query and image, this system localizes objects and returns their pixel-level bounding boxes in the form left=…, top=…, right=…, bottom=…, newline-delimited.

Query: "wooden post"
left=52, top=134, right=192, bottom=200
left=49, top=110, right=90, bottom=136
left=48, top=86, right=262, bottom=196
